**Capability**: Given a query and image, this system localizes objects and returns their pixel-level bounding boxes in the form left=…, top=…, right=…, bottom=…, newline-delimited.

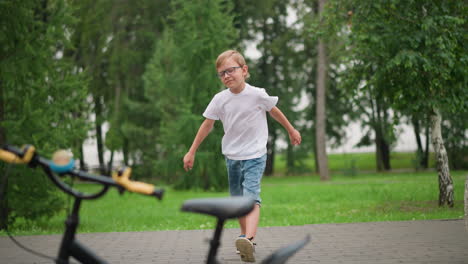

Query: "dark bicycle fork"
left=206, top=219, right=225, bottom=264
left=56, top=198, right=107, bottom=264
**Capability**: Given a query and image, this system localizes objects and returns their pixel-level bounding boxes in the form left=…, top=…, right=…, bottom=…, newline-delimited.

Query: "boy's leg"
left=243, top=204, right=260, bottom=239
left=235, top=155, right=266, bottom=262
left=225, top=157, right=245, bottom=234
left=240, top=154, right=267, bottom=239
left=238, top=204, right=259, bottom=238
left=239, top=217, right=246, bottom=235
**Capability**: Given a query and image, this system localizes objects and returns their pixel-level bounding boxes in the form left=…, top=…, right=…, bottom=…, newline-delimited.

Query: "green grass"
left=274, top=151, right=436, bottom=174
left=4, top=170, right=466, bottom=236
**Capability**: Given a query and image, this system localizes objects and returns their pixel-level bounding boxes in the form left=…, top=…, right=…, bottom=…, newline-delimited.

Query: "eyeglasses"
left=217, top=66, right=241, bottom=78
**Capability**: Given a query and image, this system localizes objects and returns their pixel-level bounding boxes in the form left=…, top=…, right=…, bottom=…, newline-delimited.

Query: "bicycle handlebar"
left=0, top=144, right=164, bottom=200
left=0, top=145, right=35, bottom=164
left=112, top=167, right=164, bottom=199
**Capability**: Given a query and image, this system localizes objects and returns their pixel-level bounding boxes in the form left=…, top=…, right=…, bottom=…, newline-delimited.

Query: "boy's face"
left=217, top=57, right=248, bottom=92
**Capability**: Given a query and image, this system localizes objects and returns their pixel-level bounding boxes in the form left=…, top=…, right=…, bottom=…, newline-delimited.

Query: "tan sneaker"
left=236, top=235, right=245, bottom=254
left=235, top=237, right=256, bottom=262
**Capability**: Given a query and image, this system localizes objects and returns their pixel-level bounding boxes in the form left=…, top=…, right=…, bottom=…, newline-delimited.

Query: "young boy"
left=183, top=50, right=301, bottom=262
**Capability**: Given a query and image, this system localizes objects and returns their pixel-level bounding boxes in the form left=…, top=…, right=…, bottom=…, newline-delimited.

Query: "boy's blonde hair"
left=216, top=50, right=250, bottom=79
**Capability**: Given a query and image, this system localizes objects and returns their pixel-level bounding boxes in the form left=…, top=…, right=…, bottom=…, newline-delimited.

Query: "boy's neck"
left=229, top=82, right=246, bottom=94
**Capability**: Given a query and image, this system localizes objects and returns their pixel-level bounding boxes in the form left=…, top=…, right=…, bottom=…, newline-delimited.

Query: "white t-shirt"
left=203, top=83, right=278, bottom=160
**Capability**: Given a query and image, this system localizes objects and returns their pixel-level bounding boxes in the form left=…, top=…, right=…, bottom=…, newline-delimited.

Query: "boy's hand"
left=183, top=152, right=195, bottom=171
left=289, top=129, right=302, bottom=145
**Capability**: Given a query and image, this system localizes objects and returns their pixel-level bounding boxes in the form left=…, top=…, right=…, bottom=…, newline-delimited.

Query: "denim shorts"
left=225, top=154, right=267, bottom=205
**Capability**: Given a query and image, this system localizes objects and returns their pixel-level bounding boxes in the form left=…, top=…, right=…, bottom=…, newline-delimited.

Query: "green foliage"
left=4, top=166, right=65, bottom=222
left=335, top=0, right=467, bottom=114
left=68, top=0, right=172, bottom=169
left=0, top=0, right=89, bottom=226
left=105, top=0, right=171, bottom=160
left=141, top=0, right=238, bottom=190
left=105, top=120, right=124, bottom=152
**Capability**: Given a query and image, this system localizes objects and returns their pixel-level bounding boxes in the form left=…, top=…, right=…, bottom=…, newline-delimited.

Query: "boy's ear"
left=242, top=65, right=249, bottom=77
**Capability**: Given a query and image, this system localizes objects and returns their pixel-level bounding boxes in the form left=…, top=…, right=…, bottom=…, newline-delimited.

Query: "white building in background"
left=329, top=122, right=419, bottom=153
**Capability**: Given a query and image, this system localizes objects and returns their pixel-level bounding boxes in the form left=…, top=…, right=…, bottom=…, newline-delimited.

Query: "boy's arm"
left=268, top=107, right=302, bottom=145
left=183, top=118, right=215, bottom=171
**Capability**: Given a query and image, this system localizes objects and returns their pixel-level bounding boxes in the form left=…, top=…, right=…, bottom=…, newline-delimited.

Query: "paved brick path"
left=1, top=219, right=467, bottom=264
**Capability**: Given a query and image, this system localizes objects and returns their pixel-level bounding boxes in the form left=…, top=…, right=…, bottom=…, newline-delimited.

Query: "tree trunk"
left=311, top=130, right=319, bottom=173
left=423, top=122, right=430, bottom=168
left=0, top=80, right=7, bottom=230
left=265, top=131, right=277, bottom=176
left=430, top=108, right=454, bottom=207
left=0, top=80, right=4, bottom=145
left=315, top=0, right=329, bottom=181
left=313, top=142, right=319, bottom=174
left=412, top=117, right=424, bottom=169
left=413, top=117, right=423, bottom=150
left=381, top=138, right=391, bottom=170
left=375, top=99, right=391, bottom=171
left=412, top=116, right=429, bottom=169
left=382, top=109, right=391, bottom=170
left=377, top=136, right=391, bottom=170
left=369, top=96, right=382, bottom=171
left=287, top=143, right=294, bottom=174
left=107, top=150, right=114, bottom=176
left=79, top=144, right=87, bottom=171
left=375, top=128, right=384, bottom=171
left=373, top=98, right=391, bottom=171
left=464, top=174, right=468, bottom=231
left=94, top=95, right=106, bottom=174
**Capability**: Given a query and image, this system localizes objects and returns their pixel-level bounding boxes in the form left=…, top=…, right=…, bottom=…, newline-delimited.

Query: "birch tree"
left=332, top=0, right=467, bottom=206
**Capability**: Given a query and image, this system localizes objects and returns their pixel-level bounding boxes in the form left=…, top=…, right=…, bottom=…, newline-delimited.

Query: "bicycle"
left=0, top=144, right=309, bottom=264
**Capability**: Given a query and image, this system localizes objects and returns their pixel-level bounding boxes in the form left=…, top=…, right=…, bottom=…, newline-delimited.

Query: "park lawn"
left=4, top=170, right=465, bottom=236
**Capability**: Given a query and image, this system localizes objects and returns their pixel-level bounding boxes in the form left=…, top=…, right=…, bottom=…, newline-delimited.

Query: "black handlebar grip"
left=152, top=188, right=165, bottom=200
left=3, top=144, right=26, bottom=157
